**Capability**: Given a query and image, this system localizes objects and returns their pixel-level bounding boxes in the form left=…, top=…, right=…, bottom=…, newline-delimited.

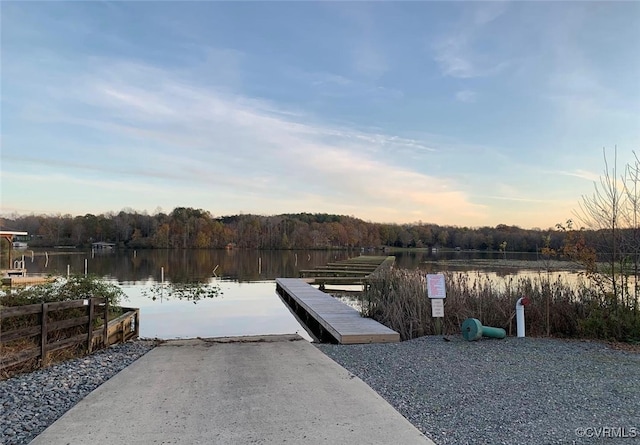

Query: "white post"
left=516, top=297, right=526, bottom=338
left=67, top=264, right=70, bottom=278
left=84, top=259, right=88, bottom=275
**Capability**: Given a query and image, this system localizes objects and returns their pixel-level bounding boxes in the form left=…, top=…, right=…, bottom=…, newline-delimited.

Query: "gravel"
left=317, top=336, right=640, bottom=445
left=3, top=336, right=638, bottom=445
left=0, top=341, right=155, bottom=445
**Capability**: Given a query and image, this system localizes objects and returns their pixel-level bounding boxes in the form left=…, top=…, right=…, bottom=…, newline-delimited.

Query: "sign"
left=427, top=274, right=446, bottom=299
left=431, top=298, right=444, bottom=318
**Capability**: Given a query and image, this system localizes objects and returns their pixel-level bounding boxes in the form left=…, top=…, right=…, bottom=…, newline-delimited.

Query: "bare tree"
left=572, top=147, right=640, bottom=322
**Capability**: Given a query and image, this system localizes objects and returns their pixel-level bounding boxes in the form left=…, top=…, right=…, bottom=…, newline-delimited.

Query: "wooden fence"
left=1, top=298, right=139, bottom=373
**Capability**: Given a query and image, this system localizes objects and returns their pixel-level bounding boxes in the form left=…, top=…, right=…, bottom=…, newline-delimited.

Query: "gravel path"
left=317, top=336, right=640, bottom=445
left=0, top=341, right=155, bottom=445
left=3, top=337, right=638, bottom=445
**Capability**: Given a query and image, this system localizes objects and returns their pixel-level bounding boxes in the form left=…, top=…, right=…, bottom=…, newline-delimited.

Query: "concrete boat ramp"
left=30, top=335, right=434, bottom=445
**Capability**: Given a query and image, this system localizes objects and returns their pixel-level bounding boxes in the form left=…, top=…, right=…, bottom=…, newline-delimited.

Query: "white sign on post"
left=431, top=298, right=445, bottom=318
left=427, top=274, right=446, bottom=299
left=427, top=274, right=446, bottom=319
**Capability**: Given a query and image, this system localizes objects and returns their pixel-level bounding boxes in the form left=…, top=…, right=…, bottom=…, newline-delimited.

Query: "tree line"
left=1, top=207, right=573, bottom=252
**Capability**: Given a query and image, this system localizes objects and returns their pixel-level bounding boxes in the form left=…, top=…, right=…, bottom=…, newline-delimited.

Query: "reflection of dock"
left=299, top=255, right=395, bottom=288
left=276, top=277, right=399, bottom=344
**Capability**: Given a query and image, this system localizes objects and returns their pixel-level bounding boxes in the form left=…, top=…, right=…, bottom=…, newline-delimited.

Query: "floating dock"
left=1, top=275, right=56, bottom=286
left=1, top=269, right=56, bottom=286
left=299, top=255, right=395, bottom=287
left=276, top=277, right=399, bottom=344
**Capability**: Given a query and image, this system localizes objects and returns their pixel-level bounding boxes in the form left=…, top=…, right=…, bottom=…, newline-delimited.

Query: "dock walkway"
left=299, top=255, right=395, bottom=287
left=276, top=278, right=399, bottom=344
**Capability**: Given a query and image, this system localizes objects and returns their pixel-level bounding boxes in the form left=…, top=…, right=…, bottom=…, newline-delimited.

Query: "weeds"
left=361, top=268, right=640, bottom=342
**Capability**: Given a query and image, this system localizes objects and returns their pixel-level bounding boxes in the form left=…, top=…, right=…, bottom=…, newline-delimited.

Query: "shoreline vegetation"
left=360, top=268, right=640, bottom=344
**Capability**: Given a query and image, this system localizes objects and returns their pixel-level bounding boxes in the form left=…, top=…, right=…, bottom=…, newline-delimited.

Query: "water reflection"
left=120, top=280, right=312, bottom=341
left=22, top=249, right=355, bottom=284
left=20, top=248, right=578, bottom=283
left=16, top=249, right=581, bottom=340
left=141, top=281, right=222, bottom=303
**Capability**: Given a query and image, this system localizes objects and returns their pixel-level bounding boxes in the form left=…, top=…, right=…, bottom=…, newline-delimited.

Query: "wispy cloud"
left=5, top=1, right=635, bottom=229
left=479, top=195, right=559, bottom=204
left=351, top=42, right=388, bottom=79
left=552, top=169, right=600, bottom=182
left=330, top=2, right=389, bottom=80
left=308, top=72, right=352, bottom=87
left=285, top=68, right=403, bottom=101
left=472, top=2, right=509, bottom=26
left=4, top=56, right=482, bottom=224
left=432, top=2, right=510, bottom=79
left=455, top=90, right=476, bottom=103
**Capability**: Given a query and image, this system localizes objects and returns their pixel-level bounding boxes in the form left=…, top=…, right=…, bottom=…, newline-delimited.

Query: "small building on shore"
left=91, top=242, right=116, bottom=250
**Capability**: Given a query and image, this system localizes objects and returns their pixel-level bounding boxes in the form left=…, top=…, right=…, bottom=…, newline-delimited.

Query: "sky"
left=1, top=1, right=639, bottom=229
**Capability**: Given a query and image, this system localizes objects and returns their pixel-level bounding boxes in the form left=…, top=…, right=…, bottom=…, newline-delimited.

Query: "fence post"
left=40, top=303, right=49, bottom=367
left=103, top=298, right=109, bottom=348
left=87, top=298, right=94, bottom=353
left=134, top=309, right=140, bottom=338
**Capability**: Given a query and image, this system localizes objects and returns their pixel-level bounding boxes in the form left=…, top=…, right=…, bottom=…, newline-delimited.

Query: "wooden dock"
left=276, top=278, right=399, bottom=344
left=299, top=255, right=395, bottom=287
left=2, top=274, right=56, bottom=286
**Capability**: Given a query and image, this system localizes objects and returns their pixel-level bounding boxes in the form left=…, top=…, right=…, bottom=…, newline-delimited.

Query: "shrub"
left=1, top=274, right=126, bottom=307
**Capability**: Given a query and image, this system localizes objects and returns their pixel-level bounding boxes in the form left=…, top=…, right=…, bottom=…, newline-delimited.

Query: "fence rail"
left=1, top=298, right=139, bottom=373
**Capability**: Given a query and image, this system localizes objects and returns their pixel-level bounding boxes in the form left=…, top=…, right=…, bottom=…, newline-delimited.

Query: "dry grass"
left=1, top=305, right=123, bottom=380
left=361, top=268, right=640, bottom=342
left=0, top=323, right=92, bottom=379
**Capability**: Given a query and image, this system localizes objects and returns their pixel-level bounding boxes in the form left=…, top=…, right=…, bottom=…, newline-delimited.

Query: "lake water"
left=120, top=279, right=314, bottom=340
left=14, top=248, right=577, bottom=340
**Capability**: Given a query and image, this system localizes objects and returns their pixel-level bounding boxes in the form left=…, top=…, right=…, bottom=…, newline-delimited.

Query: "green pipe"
left=461, top=318, right=506, bottom=341
left=481, top=325, right=507, bottom=339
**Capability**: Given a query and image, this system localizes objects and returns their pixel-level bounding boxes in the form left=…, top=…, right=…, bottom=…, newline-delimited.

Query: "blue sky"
left=1, top=1, right=639, bottom=229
